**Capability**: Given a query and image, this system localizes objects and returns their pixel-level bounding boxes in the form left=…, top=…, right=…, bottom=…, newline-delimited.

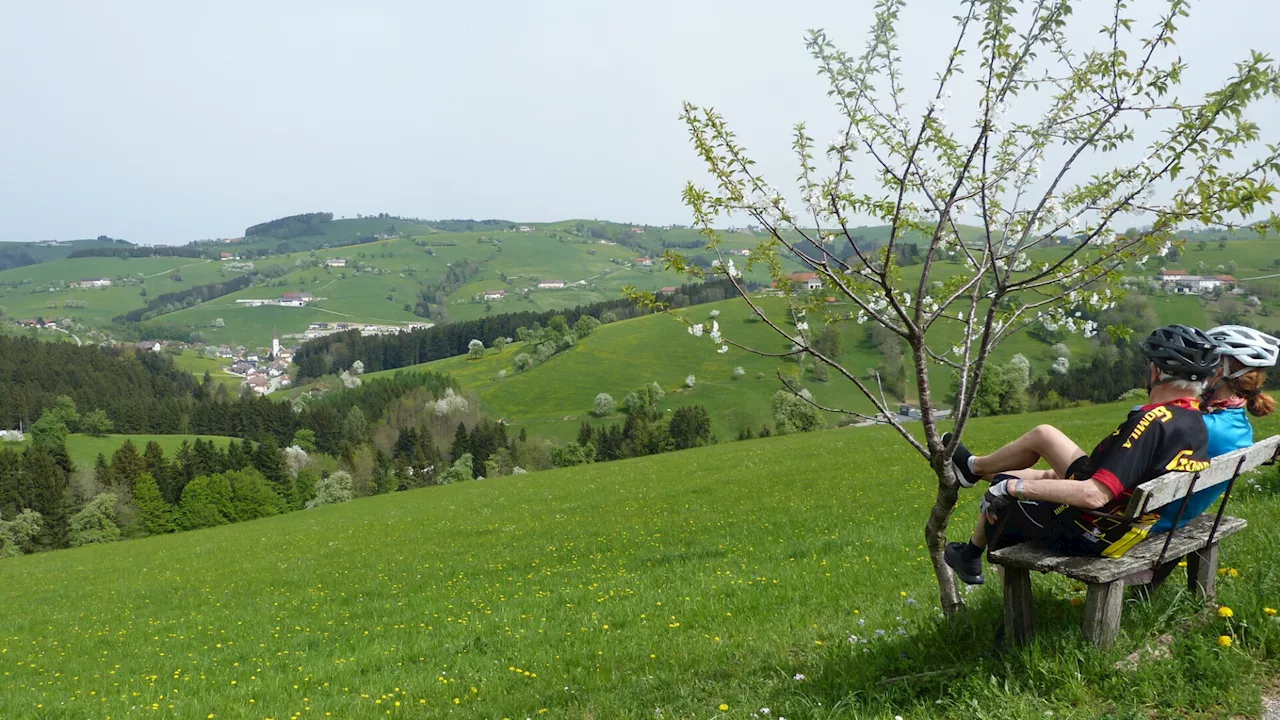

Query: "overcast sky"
left=0, top=1, right=1274, bottom=245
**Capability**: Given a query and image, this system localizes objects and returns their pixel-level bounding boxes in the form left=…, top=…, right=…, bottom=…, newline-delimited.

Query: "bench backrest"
left=1124, top=434, right=1280, bottom=517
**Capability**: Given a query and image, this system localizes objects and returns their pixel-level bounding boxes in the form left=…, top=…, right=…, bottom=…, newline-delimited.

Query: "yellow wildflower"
left=1218, top=606, right=1234, bottom=618
left=1218, top=635, right=1233, bottom=647
left=1265, top=608, right=1277, bottom=616
left=719, top=704, right=729, bottom=711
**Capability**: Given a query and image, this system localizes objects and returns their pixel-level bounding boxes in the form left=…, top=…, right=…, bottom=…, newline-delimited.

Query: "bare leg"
left=973, top=424, right=1086, bottom=479
left=971, top=513, right=989, bottom=547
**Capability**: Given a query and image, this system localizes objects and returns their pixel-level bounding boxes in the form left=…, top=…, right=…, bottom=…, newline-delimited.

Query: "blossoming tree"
left=629, top=0, right=1280, bottom=612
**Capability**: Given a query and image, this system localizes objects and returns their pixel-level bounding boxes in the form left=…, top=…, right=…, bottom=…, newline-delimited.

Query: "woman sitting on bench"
left=1151, top=325, right=1279, bottom=533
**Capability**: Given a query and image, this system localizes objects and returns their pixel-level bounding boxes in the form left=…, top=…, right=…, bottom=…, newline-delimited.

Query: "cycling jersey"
left=1151, top=405, right=1252, bottom=533
left=1050, top=397, right=1209, bottom=557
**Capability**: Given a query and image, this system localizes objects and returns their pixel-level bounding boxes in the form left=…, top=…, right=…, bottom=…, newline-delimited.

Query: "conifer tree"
left=132, top=473, right=175, bottom=536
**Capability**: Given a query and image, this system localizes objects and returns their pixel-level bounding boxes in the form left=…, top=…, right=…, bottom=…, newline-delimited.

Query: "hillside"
left=355, top=293, right=1129, bottom=442
left=2, top=403, right=1277, bottom=718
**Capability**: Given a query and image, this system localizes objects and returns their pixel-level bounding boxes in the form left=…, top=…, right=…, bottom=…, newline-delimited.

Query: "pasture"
left=8, top=433, right=237, bottom=467
left=364, top=295, right=1098, bottom=443
left=2, top=403, right=1278, bottom=718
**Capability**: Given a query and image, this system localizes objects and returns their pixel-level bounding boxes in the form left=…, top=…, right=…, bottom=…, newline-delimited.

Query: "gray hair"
left=1158, top=370, right=1208, bottom=395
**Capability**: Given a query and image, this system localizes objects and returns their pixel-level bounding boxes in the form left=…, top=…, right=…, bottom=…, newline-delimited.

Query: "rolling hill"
left=2, top=402, right=1277, bottom=718
left=353, top=294, right=1100, bottom=443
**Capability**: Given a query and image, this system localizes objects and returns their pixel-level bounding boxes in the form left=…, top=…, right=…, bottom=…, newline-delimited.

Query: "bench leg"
left=1187, top=542, right=1220, bottom=600
left=1082, top=580, right=1125, bottom=648
left=1002, top=566, right=1036, bottom=644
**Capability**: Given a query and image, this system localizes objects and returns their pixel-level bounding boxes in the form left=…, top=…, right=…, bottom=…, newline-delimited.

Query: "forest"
left=244, top=212, right=335, bottom=239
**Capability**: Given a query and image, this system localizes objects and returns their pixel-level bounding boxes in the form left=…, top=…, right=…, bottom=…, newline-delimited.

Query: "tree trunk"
left=925, top=465, right=965, bottom=615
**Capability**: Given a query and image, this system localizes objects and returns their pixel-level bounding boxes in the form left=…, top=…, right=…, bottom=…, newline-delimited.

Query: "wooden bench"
left=989, top=435, right=1280, bottom=648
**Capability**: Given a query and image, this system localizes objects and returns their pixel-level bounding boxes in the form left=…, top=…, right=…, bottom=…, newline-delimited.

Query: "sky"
left=0, top=1, right=1275, bottom=245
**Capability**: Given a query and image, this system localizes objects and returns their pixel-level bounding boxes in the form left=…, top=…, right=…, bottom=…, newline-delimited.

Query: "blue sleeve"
left=1203, top=409, right=1254, bottom=458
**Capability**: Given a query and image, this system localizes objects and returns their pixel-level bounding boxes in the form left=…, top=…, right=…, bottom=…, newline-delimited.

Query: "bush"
left=1050, top=343, right=1071, bottom=358
left=0, top=509, right=42, bottom=558
left=592, top=393, right=615, bottom=417
left=1050, top=356, right=1070, bottom=375
left=513, top=353, right=534, bottom=372
left=438, top=455, right=474, bottom=484
left=772, top=390, right=825, bottom=435
left=307, top=471, right=354, bottom=508
left=733, top=366, right=745, bottom=379
left=685, top=375, right=696, bottom=388
left=1117, top=387, right=1148, bottom=403
left=69, top=493, right=120, bottom=547
left=468, top=339, right=485, bottom=359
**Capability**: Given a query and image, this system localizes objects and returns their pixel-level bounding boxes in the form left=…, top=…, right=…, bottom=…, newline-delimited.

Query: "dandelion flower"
left=1266, top=608, right=1277, bottom=616
left=1218, top=606, right=1234, bottom=618
left=1229, top=568, right=1240, bottom=578
left=719, top=704, right=729, bottom=712
left=1218, top=635, right=1233, bottom=647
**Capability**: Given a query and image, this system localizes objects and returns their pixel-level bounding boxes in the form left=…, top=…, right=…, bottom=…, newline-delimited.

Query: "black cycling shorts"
left=984, top=500, right=1062, bottom=551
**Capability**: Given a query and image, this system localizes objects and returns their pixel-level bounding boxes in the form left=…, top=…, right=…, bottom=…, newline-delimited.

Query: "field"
left=7, top=433, right=237, bottom=467
left=359, top=294, right=1103, bottom=443
left=3, top=403, right=1279, bottom=718
left=0, top=256, right=224, bottom=326
left=169, top=352, right=245, bottom=388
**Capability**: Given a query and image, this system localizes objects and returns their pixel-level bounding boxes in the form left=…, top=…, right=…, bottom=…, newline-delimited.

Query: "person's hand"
left=980, top=478, right=1016, bottom=523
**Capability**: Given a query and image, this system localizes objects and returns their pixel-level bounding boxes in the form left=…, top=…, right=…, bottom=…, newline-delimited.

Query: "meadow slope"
left=3, top=403, right=1279, bottom=719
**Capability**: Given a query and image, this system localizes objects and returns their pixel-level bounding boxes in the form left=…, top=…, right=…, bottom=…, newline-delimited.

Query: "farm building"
left=1158, top=269, right=1235, bottom=294
left=76, top=277, right=112, bottom=288
left=325, top=258, right=347, bottom=268
left=536, top=280, right=566, bottom=290
left=482, top=289, right=507, bottom=301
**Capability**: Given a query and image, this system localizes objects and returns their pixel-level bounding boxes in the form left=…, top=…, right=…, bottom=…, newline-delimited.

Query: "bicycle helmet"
left=1206, top=325, right=1280, bottom=378
left=1140, top=324, right=1221, bottom=382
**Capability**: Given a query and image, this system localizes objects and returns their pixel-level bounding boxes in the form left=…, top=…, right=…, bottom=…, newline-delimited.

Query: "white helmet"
left=1207, top=325, right=1280, bottom=378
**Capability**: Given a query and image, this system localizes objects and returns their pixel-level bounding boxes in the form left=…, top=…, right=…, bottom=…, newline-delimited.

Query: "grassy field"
left=0, top=256, right=224, bottom=326
left=169, top=351, right=245, bottom=389
left=2, top=403, right=1278, bottom=719
left=7, top=433, right=237, bottom=467
left=360, top=295, right=1103, bottom=443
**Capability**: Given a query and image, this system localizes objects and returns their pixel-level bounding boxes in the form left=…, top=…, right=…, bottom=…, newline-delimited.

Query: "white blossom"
left=1083, top=320, right=1098, bottom=339
left=718, top=344, right=729, bottom=354
left=795, top=321, right=809, bottom=332
left=688, top=323, right=704, bottom=338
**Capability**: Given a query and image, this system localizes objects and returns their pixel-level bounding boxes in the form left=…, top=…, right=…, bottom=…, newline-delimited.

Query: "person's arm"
left=981, top=475, right=1113, bottom=523
left=1013, top=476, right=1113, bottom=509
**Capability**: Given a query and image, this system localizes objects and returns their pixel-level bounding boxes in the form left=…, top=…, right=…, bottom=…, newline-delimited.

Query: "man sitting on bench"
left=942, top=324, right=1221, bottom=585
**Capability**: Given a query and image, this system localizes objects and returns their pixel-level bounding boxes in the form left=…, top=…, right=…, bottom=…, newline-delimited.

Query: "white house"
left=1158, top=269, right=1235, bottom=295
left=482, top=289, right=507, bottom=301
left=635, top=257, right=654, bottom=267
left=77, top=277, right=112, bottom=288
left=786, top=272, right=824, bottom=291
left=325, top=258, right=347, bottom=268
left=536, top=280, right=566, bottom=290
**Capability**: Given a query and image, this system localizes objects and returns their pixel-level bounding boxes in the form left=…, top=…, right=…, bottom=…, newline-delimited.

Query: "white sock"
left=967, top=456, right=978, bottom=474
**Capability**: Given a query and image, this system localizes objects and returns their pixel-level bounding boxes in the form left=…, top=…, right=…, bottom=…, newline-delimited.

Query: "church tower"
left=272, top=330, right=280, bottom=361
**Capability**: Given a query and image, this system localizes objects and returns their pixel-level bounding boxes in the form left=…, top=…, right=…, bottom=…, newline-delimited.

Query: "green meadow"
left=361, top=294, right=1101, bottom=443
left=3, top=403, right=1279, bottom=719
left=8, top=433, right=236, bottom=467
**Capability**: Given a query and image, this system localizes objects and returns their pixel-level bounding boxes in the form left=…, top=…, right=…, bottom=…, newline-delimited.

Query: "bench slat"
left=1125, top=435, right=1280, bottom=516
left=988, top=514, right=1247, bottom=584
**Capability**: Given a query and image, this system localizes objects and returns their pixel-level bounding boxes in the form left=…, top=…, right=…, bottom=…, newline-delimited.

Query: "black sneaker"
left=945, top=542, right=985, bottom=585
left=943, top=432, right=983, bottom=488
